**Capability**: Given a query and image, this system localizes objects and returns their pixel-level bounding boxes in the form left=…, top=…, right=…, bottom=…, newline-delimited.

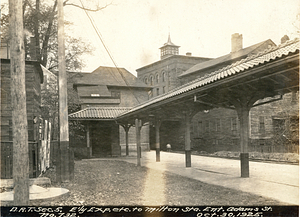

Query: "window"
left=205, top=120, right=209, bottom=133
left=162, top=71, right=166, bottom=82
left=216, top=118, right=221, bottom=132
left=111, top=91, right=120, bottom=98
left=91, top=93, right=100, bottom=97
left=198, top=121, right=203, bottom=136
left=193, top=121, right=198, bottom=136
left=210, top=120, right=215, bottom=132
left=155, top=73, right=159, bottom=84
left=150, top=76, right=154, bottom=86
left=156, top=88, right=160, bottom=96
left=231, top=117, right=237, bottom=135
left=144, top=77, right=148, bottom=85
left=259, top=116, right=265, bottom=134
left=162, top=86, right=166, bottom=94
left=148, top=90, right=153, bottom=99
left=273, top=118, right=285, bottom=133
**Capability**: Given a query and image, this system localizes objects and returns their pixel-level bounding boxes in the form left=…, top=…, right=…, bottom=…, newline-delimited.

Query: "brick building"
left=137, top=34, right=212, bottom=98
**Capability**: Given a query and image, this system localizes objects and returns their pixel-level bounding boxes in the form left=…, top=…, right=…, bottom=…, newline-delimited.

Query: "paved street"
left=119, top=151, right=299, bottom=205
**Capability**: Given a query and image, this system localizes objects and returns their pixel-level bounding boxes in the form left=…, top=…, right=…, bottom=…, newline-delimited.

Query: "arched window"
left=155, top=73, right=159, bottom=84
left=162, top=71, right=166, bottom=82
left=150, top=76, right=154, bottom=86
left=144, top=77, right=148, bottom=85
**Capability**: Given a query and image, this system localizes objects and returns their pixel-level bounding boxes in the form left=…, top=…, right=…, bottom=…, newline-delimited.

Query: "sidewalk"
left=119, top=151, right=299, bottom=205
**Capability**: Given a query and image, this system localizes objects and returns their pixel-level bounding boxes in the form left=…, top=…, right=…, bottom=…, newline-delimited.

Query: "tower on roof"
left=159, top=33, right=180, bottom=59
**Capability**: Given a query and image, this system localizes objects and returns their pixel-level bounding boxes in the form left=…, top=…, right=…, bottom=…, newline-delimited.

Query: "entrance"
left=91, top=124, right=112, bottom=157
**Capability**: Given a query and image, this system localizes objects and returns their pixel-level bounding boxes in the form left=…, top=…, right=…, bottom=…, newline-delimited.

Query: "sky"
left=2, top=0, right=300, bottom=75
left=63, top=0, right=300, bottom=75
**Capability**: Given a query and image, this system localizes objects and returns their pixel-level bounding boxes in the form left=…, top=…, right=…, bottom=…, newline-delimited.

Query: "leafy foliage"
left=1, top=0, right=93, bottom=71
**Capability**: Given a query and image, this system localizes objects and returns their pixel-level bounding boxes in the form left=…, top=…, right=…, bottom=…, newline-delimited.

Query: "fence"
left=249, top=143, right=299, bottom=154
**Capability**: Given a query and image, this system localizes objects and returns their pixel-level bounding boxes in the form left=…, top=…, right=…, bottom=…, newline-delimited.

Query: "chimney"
left=281, top=35, right=290, bottom=44
left=186, top=52, right=192, bottom=56
left=231, top=33, right=243, bottom=52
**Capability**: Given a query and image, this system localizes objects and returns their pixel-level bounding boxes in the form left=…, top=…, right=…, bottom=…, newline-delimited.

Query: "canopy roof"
left=69, top=107, right=132, bottom=121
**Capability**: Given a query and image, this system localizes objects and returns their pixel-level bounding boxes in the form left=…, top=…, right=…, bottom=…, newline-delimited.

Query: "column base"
left=156, top=148, right=160, bottom=162
left=240, top=153, right=249, bottom=178
left=185, top=150, right=191, bottom=167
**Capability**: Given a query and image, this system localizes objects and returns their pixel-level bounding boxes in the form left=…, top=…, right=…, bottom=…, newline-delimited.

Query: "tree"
left=1, top=0, right=110, bottom=71
left=9, top=0, right=29, bottom=205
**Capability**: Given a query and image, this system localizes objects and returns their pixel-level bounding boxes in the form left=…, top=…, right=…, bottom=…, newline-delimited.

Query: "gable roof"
left=179, top=39, right=276, bottom=77
left=69, top=107, right=132, bottom=120
left=73, top=66, right=149, bottom=88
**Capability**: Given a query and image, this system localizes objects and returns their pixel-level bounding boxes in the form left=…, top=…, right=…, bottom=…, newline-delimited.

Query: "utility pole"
left=57, top=0, right=71, bottom=182
left=9, top=0, right=29, bottom=205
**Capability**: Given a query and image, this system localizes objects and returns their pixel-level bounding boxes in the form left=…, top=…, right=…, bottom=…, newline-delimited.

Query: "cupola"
left=159, top=34, right=180, bottom=59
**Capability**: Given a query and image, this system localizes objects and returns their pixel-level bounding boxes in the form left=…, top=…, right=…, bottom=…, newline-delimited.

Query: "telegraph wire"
left=79, top=0, right=140, bottom=104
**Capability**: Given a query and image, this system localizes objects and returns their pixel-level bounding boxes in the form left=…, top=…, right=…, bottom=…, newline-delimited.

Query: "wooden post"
left=236, top=105, right=250, bottom=178
left=135, top=119, right=141, bottom=166
left=122, top=124, right=130, bottom=156
left=86, top=124, right=92, bottom=158
left=185, top=112, right=192, bottom=167
left=120, top=124, right=131, bottom=156
left=57, top=0, right=71, bottom=182
left=230, top=94, right=258, bottom=178
left=155, top=119, right=161, bottom=162
left=125, top=127, right=129, bottom=156
left=9, top=0, right=29, bottom=205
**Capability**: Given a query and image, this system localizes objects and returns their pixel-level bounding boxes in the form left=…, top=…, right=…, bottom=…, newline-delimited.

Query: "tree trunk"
left=9, top=0, right=29, bottom=205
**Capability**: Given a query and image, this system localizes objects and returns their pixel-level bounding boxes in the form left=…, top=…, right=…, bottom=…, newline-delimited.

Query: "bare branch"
left=64, top=2, right=112, bottom=12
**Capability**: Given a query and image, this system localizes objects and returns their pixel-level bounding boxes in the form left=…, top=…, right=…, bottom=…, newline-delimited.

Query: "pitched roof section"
left=69, top=107, right=132, bottom=120
left=179, top=39, right=276, bottom=77
left=74, top=66, right=149, bottom=88
left=118, top=38, right=299, bottom=118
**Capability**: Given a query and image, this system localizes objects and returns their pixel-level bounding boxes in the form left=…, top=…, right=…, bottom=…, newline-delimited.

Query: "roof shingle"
left=179, top=39, right=276, bottom=77
left=69, top=107, right=132, bottom=120
left=74, top=66, right=149, bottom=88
